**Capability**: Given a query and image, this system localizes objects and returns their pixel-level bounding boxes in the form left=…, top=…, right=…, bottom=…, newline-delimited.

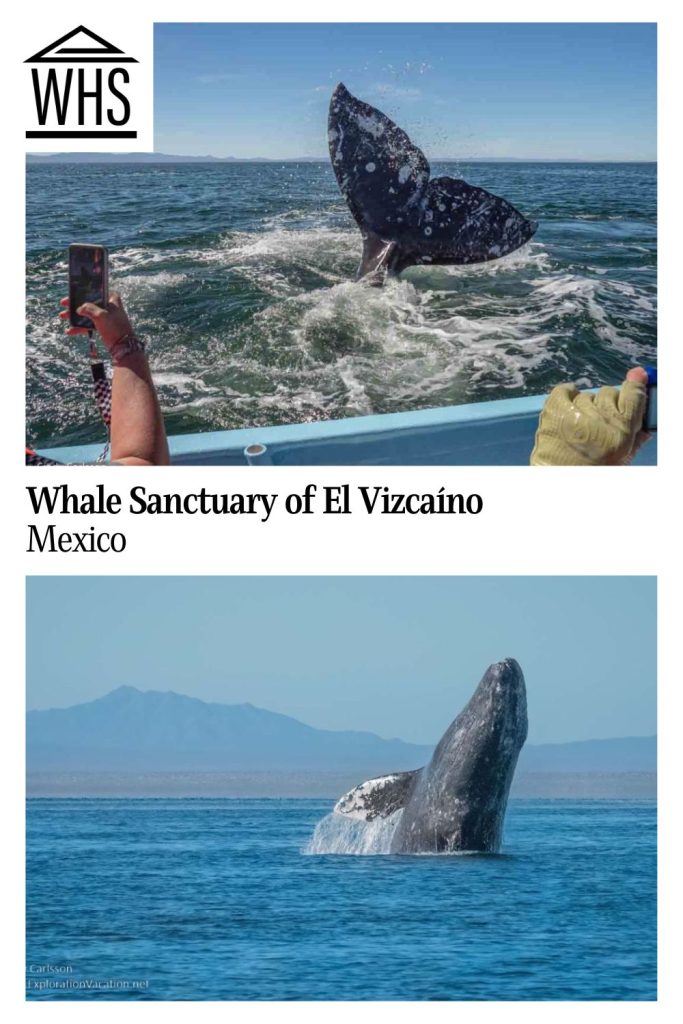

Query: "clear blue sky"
left=154, top=23, right=656, bottom=160
left=27, top=577, right=655, bottom=745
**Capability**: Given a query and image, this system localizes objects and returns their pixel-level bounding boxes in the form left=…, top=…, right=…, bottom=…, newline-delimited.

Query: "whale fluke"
left=333, top=658, right=528, bottom=854
left=328, top=84, right=538, bottom=283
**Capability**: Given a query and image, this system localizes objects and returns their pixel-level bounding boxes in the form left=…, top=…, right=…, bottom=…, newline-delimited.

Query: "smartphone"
left=68, top=243, right=108, bottom=329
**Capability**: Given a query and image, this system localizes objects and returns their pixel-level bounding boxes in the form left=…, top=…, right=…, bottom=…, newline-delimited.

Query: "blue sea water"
left=26, top=797, right=656, bottom=1000
left=26, top=161, right=656, bottom=447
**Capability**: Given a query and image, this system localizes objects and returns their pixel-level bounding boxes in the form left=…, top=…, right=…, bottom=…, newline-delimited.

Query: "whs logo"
left=25, top=25, right=139, bottom=141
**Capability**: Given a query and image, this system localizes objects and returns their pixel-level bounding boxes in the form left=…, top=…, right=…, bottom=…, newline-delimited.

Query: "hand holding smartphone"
left=68, top=243, right=109, bottom=329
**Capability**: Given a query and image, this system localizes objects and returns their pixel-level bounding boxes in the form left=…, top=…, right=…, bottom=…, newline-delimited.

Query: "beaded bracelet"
left=110, top=334, right=146, bottom=365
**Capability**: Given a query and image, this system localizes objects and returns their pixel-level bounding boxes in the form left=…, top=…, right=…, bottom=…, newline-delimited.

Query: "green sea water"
left=26, top=161, right=656, bottom=447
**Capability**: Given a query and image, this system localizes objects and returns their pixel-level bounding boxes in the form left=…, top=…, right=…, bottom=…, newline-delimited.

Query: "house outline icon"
left=25, top=26, right=138, bottom=64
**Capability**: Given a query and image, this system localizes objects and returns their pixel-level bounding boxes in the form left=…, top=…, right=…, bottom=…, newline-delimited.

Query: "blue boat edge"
left=35, top=392, right=658, bottom=467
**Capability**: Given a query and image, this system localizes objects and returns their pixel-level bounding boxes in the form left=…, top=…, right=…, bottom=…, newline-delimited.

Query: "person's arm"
left=60, top=292, right=170, bottom=466
left=530, top=367, right=650, bottom=466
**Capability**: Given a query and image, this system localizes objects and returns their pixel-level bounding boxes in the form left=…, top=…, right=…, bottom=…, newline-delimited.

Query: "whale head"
left=391, top=658, right=528, bottom=853
left=326, top=659, right=528, bottom=855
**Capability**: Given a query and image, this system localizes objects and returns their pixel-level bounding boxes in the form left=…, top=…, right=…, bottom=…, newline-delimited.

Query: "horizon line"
left=26, top=152, right=658, bottom=164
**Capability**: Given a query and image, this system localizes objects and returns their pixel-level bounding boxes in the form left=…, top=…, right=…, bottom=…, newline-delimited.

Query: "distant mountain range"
left=26, top=686, right=656, bottom=775
left=519, top=736, right=655, bottom=772
left=27, top=686, right=431, bottom=772
left=26, top=153, right=323, bottom=164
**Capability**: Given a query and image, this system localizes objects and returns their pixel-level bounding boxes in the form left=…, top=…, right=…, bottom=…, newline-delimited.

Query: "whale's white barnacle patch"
left=334, top=773, right=403, bottom=821
left=356, top=113, right=386, bottom=138
left=365, top=162, right=376, bottom=173
left=424, top=226, right=432, bottom=236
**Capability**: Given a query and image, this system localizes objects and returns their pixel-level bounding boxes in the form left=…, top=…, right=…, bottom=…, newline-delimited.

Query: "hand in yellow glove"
left=530, top=368, right=650, bottom=466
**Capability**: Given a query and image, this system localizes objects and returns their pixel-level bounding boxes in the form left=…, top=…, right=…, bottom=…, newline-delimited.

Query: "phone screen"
left=68, top=244, right=108, bottom=329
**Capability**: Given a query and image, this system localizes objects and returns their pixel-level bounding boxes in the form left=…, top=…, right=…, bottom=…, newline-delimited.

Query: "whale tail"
left=328, top=83, right=538, bottom=283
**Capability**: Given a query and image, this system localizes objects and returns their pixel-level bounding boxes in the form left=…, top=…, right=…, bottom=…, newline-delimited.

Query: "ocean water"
left=26, top=797, right=656, bottom=1000
left=26, top=161, right=656, bottom=447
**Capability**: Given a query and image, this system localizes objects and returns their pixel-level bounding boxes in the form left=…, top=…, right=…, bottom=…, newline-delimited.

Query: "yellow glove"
left=531, top=368, right=649, bottom=466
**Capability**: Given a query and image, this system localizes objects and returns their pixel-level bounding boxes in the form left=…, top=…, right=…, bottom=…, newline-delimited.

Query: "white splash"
left=303, top=809, right=403, bottom=855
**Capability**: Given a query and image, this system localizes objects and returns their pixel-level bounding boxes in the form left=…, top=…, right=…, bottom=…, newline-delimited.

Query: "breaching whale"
left=328, top=84, right=538, bottom=284
left=333, top=658, right=528, bottom=854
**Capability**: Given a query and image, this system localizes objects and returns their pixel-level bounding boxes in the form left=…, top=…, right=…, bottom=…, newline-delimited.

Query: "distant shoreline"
left=26, top=154, right=657, bottom=166
left=27, top=770, right=657, bottom=800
